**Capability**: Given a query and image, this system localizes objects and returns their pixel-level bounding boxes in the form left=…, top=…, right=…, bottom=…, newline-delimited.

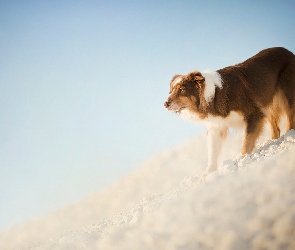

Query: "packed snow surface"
left=1, top=130, right=295, bottom=249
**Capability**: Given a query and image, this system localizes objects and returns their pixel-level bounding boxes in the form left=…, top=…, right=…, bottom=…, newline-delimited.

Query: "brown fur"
left=217, top=47, right=295, bottom=153
left=165, top=47, right=295, bottom=157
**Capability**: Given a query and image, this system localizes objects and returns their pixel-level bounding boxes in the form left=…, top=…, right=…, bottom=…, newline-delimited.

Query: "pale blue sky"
left=0, top=0, right=294, bottom=229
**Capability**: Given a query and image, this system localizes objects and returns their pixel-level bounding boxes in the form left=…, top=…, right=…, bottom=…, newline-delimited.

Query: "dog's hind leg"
left=269, top=110, right=281, bottom=139
left=286, top=108, right=295, bottom=131
left=242, top=113, right=265, bottom=155
left=280, top=59, right=295, bottom=131
left=285, top=93, right=295, bottom=131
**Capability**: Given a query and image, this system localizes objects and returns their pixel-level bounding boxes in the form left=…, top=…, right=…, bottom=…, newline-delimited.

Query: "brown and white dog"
left=164, top=47, right=295, bottom=175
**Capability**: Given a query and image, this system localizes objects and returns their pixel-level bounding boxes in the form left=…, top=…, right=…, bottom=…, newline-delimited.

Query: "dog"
left=164, top=47, right=295, bottom=176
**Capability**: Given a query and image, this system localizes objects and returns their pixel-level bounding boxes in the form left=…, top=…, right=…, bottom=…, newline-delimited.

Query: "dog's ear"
left=193, top=72, right=205, bottom=89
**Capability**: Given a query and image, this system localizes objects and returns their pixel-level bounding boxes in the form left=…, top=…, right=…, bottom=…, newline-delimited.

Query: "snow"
left=1, top=130, right=295, bottom=249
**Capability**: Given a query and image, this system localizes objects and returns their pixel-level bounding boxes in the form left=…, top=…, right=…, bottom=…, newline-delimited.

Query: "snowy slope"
left=1, top=130, right=295, bottom=249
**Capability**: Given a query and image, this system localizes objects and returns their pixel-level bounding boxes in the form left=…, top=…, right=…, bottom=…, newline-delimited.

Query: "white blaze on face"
left=170, top=75, right=183, bottom=90
left=202, top=70, right=223, bottom=103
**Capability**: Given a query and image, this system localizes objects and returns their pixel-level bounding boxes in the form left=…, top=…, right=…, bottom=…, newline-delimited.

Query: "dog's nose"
left=164, top=101, right=171, bottom=108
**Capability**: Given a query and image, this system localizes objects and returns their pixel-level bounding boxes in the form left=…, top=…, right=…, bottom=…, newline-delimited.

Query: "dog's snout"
left=164, top=100, right=171, bottom=108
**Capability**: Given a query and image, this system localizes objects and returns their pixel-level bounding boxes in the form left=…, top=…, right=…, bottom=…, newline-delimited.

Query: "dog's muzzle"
left=164, top=100, right=184, bottom=113
left=164, top=100, right=171, bottom=109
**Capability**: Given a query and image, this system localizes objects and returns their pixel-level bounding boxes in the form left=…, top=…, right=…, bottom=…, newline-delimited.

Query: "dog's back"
left=219, top=47, right=295, bottom=106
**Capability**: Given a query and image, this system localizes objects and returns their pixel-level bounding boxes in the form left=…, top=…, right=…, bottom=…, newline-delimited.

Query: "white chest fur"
left=179, top=109, right=202, bottom=123
left=180, top=109, right=245, bottom=129
left=204, top=111, right=245, bottom=129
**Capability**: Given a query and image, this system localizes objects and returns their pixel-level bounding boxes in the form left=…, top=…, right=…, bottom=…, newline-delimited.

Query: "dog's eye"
left=179, top=87, right=185, bottom=94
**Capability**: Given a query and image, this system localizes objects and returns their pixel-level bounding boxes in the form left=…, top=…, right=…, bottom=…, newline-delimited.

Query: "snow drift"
left=1, top=130, right=295, bottom=249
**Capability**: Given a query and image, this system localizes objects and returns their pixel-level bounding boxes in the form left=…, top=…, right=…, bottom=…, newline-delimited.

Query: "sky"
left=0, top=0, right=294, bottom=230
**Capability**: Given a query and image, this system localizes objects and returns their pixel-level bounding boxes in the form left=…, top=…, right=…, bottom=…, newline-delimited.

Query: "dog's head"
left=164, top=71, right=205, bottom=114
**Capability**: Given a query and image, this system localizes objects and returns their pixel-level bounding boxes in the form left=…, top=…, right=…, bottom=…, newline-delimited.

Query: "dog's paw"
left=235, top=152, right=243, bottom=160
left=198, top=171, right=211, bottom=184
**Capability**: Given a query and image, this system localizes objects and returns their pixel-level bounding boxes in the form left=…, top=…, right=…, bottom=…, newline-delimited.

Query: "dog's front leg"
left=204, top=126, right=228, bottom=174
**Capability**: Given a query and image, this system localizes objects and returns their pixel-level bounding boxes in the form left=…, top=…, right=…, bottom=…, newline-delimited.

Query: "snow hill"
left=1, top=130, right=295, bottom=250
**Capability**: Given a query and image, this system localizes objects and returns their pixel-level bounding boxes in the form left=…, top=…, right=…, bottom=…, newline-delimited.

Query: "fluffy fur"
left=164, top=47, right=295, bottom=175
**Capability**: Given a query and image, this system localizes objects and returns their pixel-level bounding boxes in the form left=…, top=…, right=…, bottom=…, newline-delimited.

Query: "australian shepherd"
left=164, top=47, right=295, bottom=176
